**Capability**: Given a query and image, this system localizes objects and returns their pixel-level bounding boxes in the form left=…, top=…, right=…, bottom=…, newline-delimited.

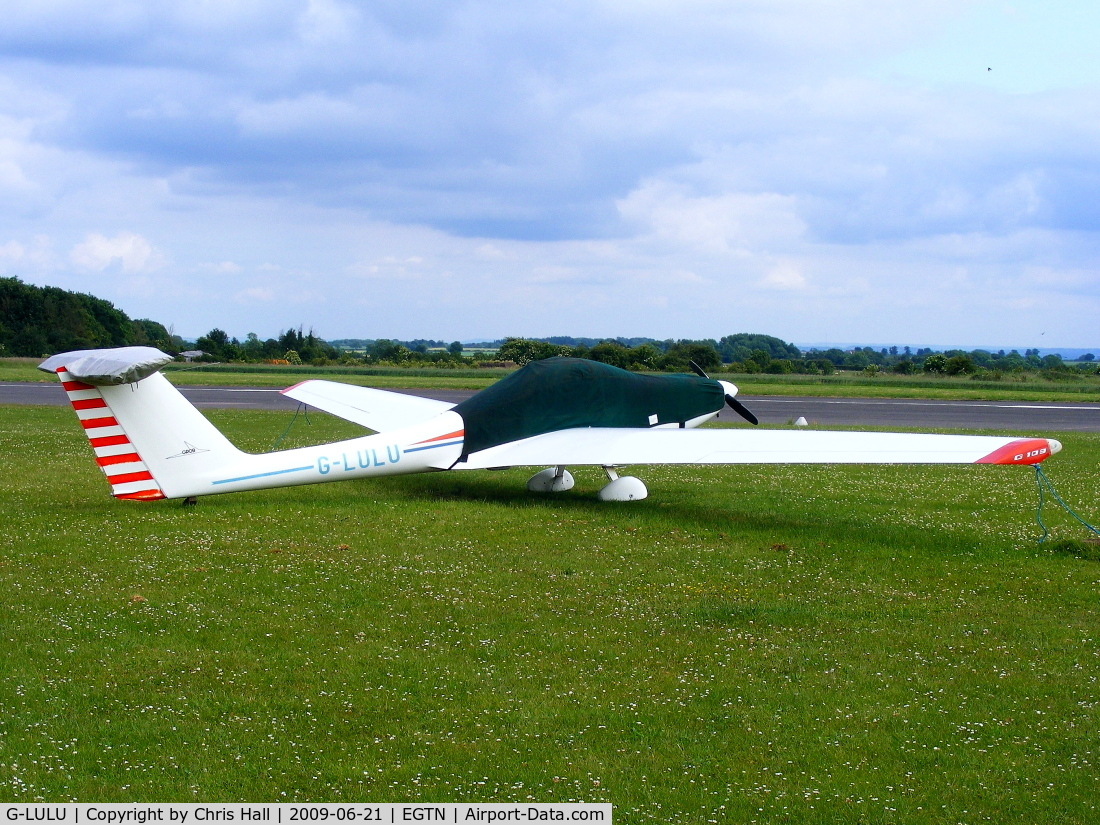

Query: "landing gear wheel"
left=597, top=466, right=647, bottom=501
left=527, top=466, right=575, bottom=492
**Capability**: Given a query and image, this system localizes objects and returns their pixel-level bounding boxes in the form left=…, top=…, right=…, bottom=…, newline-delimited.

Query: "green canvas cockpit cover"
left=452, top=357, right=726, bottom=458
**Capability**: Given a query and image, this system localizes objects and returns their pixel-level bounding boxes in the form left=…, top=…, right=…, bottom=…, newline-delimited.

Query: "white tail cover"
left=40, top=347, right=173, bottom=385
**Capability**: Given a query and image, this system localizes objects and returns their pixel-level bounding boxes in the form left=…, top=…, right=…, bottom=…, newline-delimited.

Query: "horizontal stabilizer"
left=281, top=380, right=454, bottom=433
left=456, top=427, right=1061, bottom=468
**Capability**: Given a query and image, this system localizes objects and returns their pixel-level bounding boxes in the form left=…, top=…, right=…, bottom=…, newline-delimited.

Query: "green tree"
left=923, top=354, right=948, bottom=374
left=131, top=319, right=172, bottom=350
left=1040, top=354, right=1066, bottom=371
left=995, top=350, right=1026, bottom=371
left=660, top=342, right=721, bottom=372
left=945, top=354, right=977, bottom=375
left=717, top=333, right=801, bottom=363
left=589, top=341, right=630, bottom=369
left=626, top=344, right=661, bottom=370
left=242, top=332, right=264, bottom=360
left=969, top=349, right=994, bottom=368
left=370, top=339, right=410, bottom=363
left=0, top=276, right=163, bottom=356
left=810, top=348, right=846, bottom=367
left=844, top=352, right=870, bottom=370
left=748, top=349, right=771, bottom=369
left=196, top=328, right=230, bottom=359
left=496, top=338, right=567, bottom=365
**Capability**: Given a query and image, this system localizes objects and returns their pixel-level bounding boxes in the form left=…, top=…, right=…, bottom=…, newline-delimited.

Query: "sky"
left=1, top=0, right=1098, bottom=347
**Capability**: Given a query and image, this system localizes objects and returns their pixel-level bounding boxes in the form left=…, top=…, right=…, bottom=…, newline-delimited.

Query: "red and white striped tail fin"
left=56, top=367, right=166, bottom=501
left=42, top=346, right=248, bottom=501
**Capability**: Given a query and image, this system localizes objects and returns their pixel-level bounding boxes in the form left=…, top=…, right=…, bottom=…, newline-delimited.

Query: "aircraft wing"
left=281, top=380, right=454, bottom=433
left=456, top=427, right=1060, bottom=468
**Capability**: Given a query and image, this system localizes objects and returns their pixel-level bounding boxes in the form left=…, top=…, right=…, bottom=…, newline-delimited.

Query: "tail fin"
left=42, top=348, right=243, bottom=501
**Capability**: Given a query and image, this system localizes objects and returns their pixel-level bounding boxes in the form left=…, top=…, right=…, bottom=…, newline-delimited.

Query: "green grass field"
left=2, top=404, right=1099, bottom=820
left=5, top=357, right=1100, bottom=402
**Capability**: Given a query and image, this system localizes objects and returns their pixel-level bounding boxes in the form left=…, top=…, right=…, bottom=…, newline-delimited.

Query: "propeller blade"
left=725, top=395, right=759, bottom=426
left=690, top=359, right=759, bottom=424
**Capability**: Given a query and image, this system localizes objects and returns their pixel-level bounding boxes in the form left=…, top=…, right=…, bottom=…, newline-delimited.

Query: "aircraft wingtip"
left=976, top=438, right=1060, bottom=465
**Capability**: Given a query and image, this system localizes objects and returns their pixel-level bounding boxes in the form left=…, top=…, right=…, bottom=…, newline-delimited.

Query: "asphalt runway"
left=3, top=381, right=1099, bottom=432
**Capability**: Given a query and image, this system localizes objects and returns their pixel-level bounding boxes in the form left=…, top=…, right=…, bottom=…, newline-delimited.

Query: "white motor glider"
left=40, top=347, right=1062, bottom=503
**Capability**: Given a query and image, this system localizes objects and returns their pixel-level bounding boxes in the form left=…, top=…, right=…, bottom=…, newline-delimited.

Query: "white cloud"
left=297, top=0, right=360, bottom=45
left=760, top=261, right=808, bottom=291
left=202, top=261, right=242, bottom=274
left=346, top=254, right=428, bottom=280
left=0, top=240, right=23, bottom=261
left=235, top=287, right=274, bottom=302
left=0, top=159, right=33, bottom=191
left=69, top=231, right=159, bottom=273
left=475, top=243, right=507, bottom=259
left=617, top=182, right=806, bottom=254
left=0, top=234, right=55, bottom=273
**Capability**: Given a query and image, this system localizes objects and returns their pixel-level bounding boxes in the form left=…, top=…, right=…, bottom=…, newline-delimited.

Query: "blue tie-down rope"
left=1033, top=465, right=1100, bottom=544
left=270, top=402, right=311, bottom=451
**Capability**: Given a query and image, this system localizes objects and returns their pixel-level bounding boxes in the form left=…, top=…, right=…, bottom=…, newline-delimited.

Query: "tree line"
left=192, top=327, right=341, bottom=364
left=491, top=338, right=1098, bottom=378
left=798, top=345, right=1097, bottom=378
left=0, top=277, right=173, bottom=356
left=3, top=276, right=1096, bottom=378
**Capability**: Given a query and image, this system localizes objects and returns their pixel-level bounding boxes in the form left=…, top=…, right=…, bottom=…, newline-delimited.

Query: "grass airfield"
left=2, top=405, right=1099, bottom=822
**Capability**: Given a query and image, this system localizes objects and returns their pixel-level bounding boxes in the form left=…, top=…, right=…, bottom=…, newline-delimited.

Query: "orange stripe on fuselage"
left=411, top=429, right=464, bottom=445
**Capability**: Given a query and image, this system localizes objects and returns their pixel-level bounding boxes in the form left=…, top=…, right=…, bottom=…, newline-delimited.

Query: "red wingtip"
left=975, top=438, right=1057, bottom=465
left=113, top=489, right=167, bottom=501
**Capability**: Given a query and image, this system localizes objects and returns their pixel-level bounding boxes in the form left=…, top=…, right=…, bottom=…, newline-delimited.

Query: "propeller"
left=689, top=360, right=759, bottom=426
